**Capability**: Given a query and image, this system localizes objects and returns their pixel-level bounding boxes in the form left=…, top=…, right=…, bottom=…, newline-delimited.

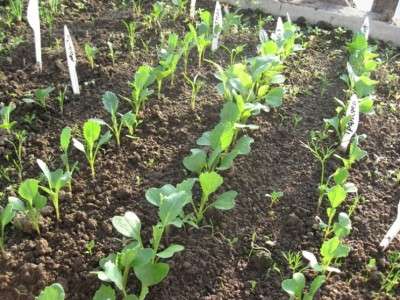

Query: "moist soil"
left=1, top=1, right=400, bottom=299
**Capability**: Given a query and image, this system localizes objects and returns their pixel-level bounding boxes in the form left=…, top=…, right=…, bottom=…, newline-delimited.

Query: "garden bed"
left=0, top=0, right=400, bottom=299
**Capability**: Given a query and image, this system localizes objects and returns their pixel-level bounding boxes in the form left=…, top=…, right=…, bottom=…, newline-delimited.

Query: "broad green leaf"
left=183, top=149, right=207, bottom=174
left=33, top=194, right=47, bottom=209
left=233, top=135, right=254, bottom=155
left=265, top=87, right=284, bottom=108
left=83, top=119, right=101, bottom=147
left=19, top=179, right=39, bottom=205
left=93, top=284, right=116, bottom=300
left=304, top=275, right=326, bottom=300
left=321, top=237, right=340, bottom=261
left=156, top=244, right=184, bottom=259
left=145, top=184, right=176, bottom=207
left=281, top=272, right=305, bottom=298
left=60, top=127, right=72, bottom=153
left=332, top=168, right=349, bottom=185
left=327, top=185, right=347, bottom=209
left=0, top=204, right=15, bottom=230
left=103, top=261, right=124, bottom=292
left=8, top=197, right=25, bottom=211
left=334, top=243, right=351, bottom=258
left=37, top=159, right=52, bottom=186
left=134, top=263, right=170, bottom=287
left=220, top=102, right=240, bottom=123
left=199, top=172, right=223, bottom=198
left=159, top=191, right=188, bottom=226
left=196, top=131, right=211, bottom=146
left=98, top=131, right=112, bottom=146
left=132, top=248, right=155, bottom=268
left=359, top=97, right=374, bottom=114
left=36, top=283, right=65, bottom=300
left=212, top=191, right=237, bottom=210
left=112, top=211, right=141, bottom=241
left=123, top=295, right=139, bottom=300
left=102, top=91, right=119, bottom=115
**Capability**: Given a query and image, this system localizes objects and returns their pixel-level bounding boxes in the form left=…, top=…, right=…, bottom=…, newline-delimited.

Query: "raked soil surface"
left=1, top=1, right=400, bottom=299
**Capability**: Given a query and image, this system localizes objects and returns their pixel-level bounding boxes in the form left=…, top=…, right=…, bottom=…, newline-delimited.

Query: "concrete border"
left=220, top=0, right=400, bottom=46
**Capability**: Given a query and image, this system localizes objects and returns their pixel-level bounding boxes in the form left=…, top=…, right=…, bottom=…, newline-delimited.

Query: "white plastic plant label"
left=340, top=94, right=359, bottom=151
left=361, top=16, right=370, bottom=40
left=27, top=0, right=42, bottom=71
left=286, top=12, right=292, bottom=24
left=64, top=25, right=80, bottom=95
left=190, top=0, right=196, bottom=19
left=380, top=201, right=400, bottom=251
left=275, top=17, right=284, bottom=41
left=259, top=29, right=268, bottom=43
left=211, top=1, right=223, bottom=52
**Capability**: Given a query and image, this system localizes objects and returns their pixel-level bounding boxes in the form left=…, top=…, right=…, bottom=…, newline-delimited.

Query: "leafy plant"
left=123, top=20, right=137, bottom=52
left=99, top=91, right=139, bottom=146
left=0, top=203, right=16, bottom=251
left=84, top=42, right=98, bottom=69
left=8, top=0, right=23, bottom=22
left=381, top=251, right=400, bottom=295
left=0, top=102, right=16, bottom=133
left=60, top=127, right=78, bottom=193
left=266, top=190, right=284, bottom=206
left=8, top=179, right=47, bottom=235
left=56, top=85, right=67, bottom=113
left=7, top=130, right=27, bottom=181
left=37, top=159, right=71, bottom=221
left=183, top=73, right=204, bottom=110
left=23, top=86, right=55, bottom=109
left=130, top=65, right=156, bottom=114
left=189, top=23, right=211, bottom=67
left=171, top=0, right=188, bottom=20
left=282, top=272, right=325, bottom=300
left=35, top=283, right=65, bottom=300
left=73, top=119, right=112, bottom=178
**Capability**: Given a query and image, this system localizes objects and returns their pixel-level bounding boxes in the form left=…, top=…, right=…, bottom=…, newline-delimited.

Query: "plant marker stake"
left=380, top=201, right=400, bottom=251
left=190, top=0, right=196, bottom=19
left=286, top=12, right=292, bottom=23
left=275, top=17, right=284, bottom=41
left=211, top=1, right=223, bottom=52
left=27, top=0, right=42, bottom=71
left=340, top=94, right=359, bottom=151
left=361, top=16, right=370, bottom=40
left=64, top=25, right=80, bottom=95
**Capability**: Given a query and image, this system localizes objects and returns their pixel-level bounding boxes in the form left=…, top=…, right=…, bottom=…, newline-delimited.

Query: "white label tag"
left=211, top=1, right=223, bottom=52
left=259, top=29, right=268, bottom=43
left=340, top=94, right=359, bottom=151
left=380, top=201, right=400, bottom=251
left=286, top=12, right=292, bottom=24
left=275, top=17, right=284, bottom=41
left=361, top=16, right=370, bottom=40
left=64, top=25, right=80, bottom=95
left=190, top=0, right=196, bottom=19
left=27, top=0, right=42, bottom=71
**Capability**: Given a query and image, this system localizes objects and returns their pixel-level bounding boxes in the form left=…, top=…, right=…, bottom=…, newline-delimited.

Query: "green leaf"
left=304, top=275, right=326, bottom=300
left=327, top=185, right=347, bottom=209
left=156, top=244, right=184, bottom=259
left=112, top=211, right=141, bottom=241
left=123, top=295, right=139, bottom=300
left=321, top=237, right=340, bottom=261
left=60, top=127, right=72, bottom=153
left=145, top=184, right=176, bottom=207
left=132, top=248, right=155, bottom=268
left=102, top=91, right=119, bottom=115
left=233, top=135, right=254, bottom=155
left=212, top=191, right=237, bottom=210
left=98, top=131, right=112, bottom=147
left=93, top=284, right=116, bottom=300
left=359, top=97, right=374, bottom=114
left=159, top=191, right=188, bottom=226
left=183, top=149, right=207, bottom=174
left=265, top=87, right=284, bottom=108
left=209, top=122, right=235, bottom=151
left=103, top=261, right=124, bottom=292
left=19, top=179, right=39, bottom=205
left=220, top=102, right=240, bottom=123
left=134, top=263, right=169, bottom=287
left=36, top=283, right=65, bottom=300
left=281, top=272, right=305, bottom=298
left=332, top=167, right=349, bottom=185
left=33, top=194, right=47, bottom=209
left=0, top=204, right=15, bottom=231
left=83, top=119, right=101, bottom=147
left=333, top=212, right=352, bottom=238
left=333, top=243, right=350, bottom=258
left=37, top=159, right=52, bottom=186
left=199, top=172, right=223, bottom=198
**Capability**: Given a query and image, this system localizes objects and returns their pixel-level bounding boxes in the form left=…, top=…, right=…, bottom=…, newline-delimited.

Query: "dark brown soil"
left=1, top=1, right=400, bottom=300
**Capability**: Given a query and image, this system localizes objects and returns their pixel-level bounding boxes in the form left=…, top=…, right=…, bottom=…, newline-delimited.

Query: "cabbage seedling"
left=60, top=127, right=78, bottom=192
left=100, top=91, right=138, bottom=146
left=36, top=283, right=65, bottom=300
left=282, top=272, right=325, bottom=300
left=183, top=73, right=203, bottom=110
left=0, top=203, right=16, bottom=251
left=23, top=86, right=55, bottom=109
left=9, top=179, right=47, bottom=234
left=189, top=24, right=211, bottom=67
left=182, top=31, right=194, bottom=74
left=0, top=102, right=16, bottom=133
left=130, top=65, right=156, bottom=114
left=73, top=119, right=112, bottom=178
left=37, top=159, right=70, bottom=221
left=84, top=42, right=98, bottom=69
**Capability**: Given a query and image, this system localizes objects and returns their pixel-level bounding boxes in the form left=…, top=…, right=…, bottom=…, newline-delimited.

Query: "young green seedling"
left=9, top=0, right=23, bottom=22
left=0, top=102, right=16, bottom=133
left=84, top=42, right=98, bottom=69
left=8, top=129, right=27, bottom=181
left=57, top=85, right=67, bottom=113
left=182, top=31, right=194, bottom=74
left=282, top=272, right=325, bottom=300
left=36, top=283, right=65, bottom=300
left=123, top=20, right=136, bottom=52
left=0, top=203, right=16, bottom=251
left=189, top=23, right=211, bottom=67
left=100, top=91, right=138, bottom=146
left=73, top=119, right=112, bottom=178
left=8, top=179, right=47, bottom=234
left=60, top=127, right=78, bottom=192
left=183, top=73, right=204, bottom=110
left=37, top=159, right=71, bottom=221
left=130, top=65, right=156, bottom=114
left=171, top=0, right=188, bottom=20
left=107, top=41, right=116, bottom=65
left=23, top=86, right=55, bottom=109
